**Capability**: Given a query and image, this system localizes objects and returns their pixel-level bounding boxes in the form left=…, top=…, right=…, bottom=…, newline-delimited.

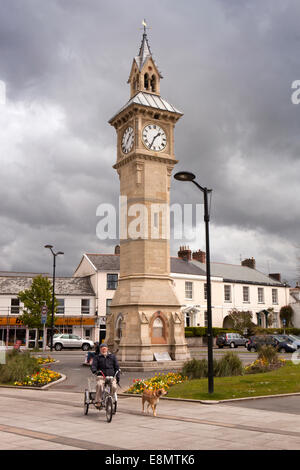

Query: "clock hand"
left=126, top=131, right=133, bottom=146
left=150, top=132, right=161, bottom=149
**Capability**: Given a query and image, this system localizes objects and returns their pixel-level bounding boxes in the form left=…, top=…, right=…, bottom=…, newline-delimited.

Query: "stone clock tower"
left=106, top=26, right=190, bottom=364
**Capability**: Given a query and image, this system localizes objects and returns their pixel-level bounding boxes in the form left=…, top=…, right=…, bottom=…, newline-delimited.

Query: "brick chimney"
left=114, top=245, right=120, bottom=255
left=178, top=246, right=192, bottom=261
left=192, top=249, right=206, bottom=264
left=269, top=273, right=281, bottom=282
left=241, top=257, right=256, bottom=269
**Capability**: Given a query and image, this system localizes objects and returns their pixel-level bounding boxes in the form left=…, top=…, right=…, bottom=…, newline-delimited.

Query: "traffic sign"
left=41, top=305, right=48, bottom=324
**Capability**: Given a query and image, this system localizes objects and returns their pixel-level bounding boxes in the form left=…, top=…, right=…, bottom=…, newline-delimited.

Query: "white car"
left=49, top=334, right=94, bottom=351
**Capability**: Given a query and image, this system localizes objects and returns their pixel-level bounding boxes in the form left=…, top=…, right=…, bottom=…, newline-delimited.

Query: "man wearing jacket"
left=91, top=343, right=120, bottom=407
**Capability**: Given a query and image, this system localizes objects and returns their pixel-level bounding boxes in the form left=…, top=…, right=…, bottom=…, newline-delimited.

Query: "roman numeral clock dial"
left=121, top=126, right=134, bottom=154
left=142, top=124, right=167, bottom=151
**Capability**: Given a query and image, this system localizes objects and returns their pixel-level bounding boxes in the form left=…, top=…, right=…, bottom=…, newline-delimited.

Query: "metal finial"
left=141, top=19, right=151, bottom=34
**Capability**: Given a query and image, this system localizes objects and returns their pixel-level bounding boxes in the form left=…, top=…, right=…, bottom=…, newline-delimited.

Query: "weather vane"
left=141, top=19, right=151, bottom=34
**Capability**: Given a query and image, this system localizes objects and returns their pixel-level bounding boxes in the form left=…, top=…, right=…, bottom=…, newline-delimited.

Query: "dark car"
left=247, top=335, right=297, bottom=353
left=216, top=333, right=248, bottom=349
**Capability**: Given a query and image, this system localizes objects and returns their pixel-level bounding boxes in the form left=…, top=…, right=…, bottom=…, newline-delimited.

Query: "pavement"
left=1, top=385, right=300, bottom=450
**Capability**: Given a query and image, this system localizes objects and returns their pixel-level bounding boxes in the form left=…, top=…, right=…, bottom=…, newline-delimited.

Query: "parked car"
left=216, top=333, right=248, bottom=349
left=287, top=335, right=300, bottom=349
left=49, top=334, right=94, bottom=351
left=273, top=335, right=298, bottom=353
left=247, top=335, right=297, bottom=353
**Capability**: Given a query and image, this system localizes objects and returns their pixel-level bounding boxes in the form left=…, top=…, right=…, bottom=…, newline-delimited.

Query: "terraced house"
left=0, top=272, right=95, bottom=347
left=0, top=247, right=290, bottom=347
left=73, top=246, right=290, bottom=342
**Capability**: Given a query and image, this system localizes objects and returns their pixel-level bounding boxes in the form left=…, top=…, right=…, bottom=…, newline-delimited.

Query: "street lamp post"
left=44, top=245, right=64, bottom=352
left=174, top=171, right=214, bottom=394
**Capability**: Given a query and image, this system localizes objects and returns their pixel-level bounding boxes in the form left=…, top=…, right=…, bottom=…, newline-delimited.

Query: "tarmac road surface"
left=0, top=387, right=300, bottom=450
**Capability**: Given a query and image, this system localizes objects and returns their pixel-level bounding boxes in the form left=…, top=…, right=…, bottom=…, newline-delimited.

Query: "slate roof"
left=109, top=92, right=183, bottom=123
left=84, top=254, right=207, bottom=276
left=170, top=258, right=206, bottom=276
left=0, top=276, right=95, bottom=296
left=191, top=260, right=284, bottom=286
left=135, top=32, right=154, bottom=72
left=85, top=254, right=120, bottom=272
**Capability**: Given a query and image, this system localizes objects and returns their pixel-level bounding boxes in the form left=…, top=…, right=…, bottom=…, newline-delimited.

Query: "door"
left=28, top=329, right=37, bottom=349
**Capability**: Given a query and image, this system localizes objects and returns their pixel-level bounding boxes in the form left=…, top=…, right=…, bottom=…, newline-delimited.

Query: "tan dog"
left=142, top=388, right=167, bottom=416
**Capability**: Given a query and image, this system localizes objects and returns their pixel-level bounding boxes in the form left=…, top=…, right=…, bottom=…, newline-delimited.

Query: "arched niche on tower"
left=150, top=311, right=168, bottom=344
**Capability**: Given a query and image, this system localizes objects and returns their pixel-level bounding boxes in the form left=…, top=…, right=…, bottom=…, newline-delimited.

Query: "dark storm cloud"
left=0, top=0, right=299, bottom=282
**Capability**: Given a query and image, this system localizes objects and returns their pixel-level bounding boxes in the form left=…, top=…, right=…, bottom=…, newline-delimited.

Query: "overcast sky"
left=0, top=0, right=299, bottom=284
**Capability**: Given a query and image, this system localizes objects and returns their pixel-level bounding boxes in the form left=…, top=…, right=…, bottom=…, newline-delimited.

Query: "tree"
left=18, top=276, right=58, bottom=346
left=279, top=305, right=294, bottom=327
left=227, top=309, right=254, bottom=334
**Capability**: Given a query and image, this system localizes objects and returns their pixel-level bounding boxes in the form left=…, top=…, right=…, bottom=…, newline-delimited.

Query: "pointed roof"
left=135, top=32, right=152, bottom=71
left=133, top=29, right=162, bottom=78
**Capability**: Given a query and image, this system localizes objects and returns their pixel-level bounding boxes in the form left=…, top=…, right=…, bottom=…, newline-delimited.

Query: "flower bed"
left=36, top=356, right=56, bottom=365
left=245, top=357, right=286, bottom=374
left=14, top=367, right=61, bottom=387
left=125, top=372, right=188, bottom=394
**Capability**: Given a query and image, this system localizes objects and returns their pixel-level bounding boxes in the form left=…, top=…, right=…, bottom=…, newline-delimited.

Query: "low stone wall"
left=186, top=336, right=217, bottom=347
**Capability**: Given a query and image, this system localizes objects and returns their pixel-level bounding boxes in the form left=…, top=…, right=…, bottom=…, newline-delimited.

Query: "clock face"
left=142, top=124, right=167, bottom=152
left=121, top=126, right=134, bottom=154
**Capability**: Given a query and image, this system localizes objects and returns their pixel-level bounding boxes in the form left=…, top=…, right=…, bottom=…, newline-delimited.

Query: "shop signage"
left=0, top=317, right=24, bottom=326
left=55, top=317, right=95, bottom=326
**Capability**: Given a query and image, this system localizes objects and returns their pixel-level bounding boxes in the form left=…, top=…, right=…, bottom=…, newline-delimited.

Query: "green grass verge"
left=167, top=362, right=300, bottom=401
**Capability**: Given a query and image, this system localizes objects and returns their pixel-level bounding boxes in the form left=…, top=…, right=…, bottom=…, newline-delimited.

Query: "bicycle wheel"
left=84, top=391, right=89, bottom=415
left=113, top=393, right=117, bottom=414
left=106, top=396, right=113, bottom=423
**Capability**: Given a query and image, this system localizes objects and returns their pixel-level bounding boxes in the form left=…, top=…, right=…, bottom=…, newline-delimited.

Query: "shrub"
left=257, top=345, right=279, bottom=364
left=182, top=353, right=244, bottom=379
left=214, top=352, right=244, bottom=377
left=0, top=350, right=40, bottom=384
left=182, top=358, right=209, bottom=379
left=185, top=330, right=193, bottom=337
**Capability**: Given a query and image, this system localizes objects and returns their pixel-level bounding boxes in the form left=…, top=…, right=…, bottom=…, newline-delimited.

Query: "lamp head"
left=57, top=251, right=64, bottom=256
left=44, top=245, right=53, bottom=249
left=174, top=171, right=196, bottom=182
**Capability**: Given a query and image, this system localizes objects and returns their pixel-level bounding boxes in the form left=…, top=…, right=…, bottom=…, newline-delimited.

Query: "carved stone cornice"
left=113, top=152, right=178, bottom=170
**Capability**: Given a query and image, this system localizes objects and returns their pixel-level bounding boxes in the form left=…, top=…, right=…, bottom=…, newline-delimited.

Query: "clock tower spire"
left=128, top=21, right=162, bottom=98
left=107, top=24, right=190, bottom=365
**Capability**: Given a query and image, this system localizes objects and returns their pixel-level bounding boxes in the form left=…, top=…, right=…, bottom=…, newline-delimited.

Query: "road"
left=40, top=348, right=294, bottom=396
left=0, top=349, right=299, bottom=450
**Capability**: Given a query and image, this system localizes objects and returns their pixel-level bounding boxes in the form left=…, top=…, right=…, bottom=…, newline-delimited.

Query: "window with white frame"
left=224, top=285, right=232, bottom=302
left=243, top=286, right=250, bottom=302
left=272, top=289, right=278, bottom=304
left=204, top=311, right=208, bottom=327
left=81, top=299, right=90, bottom=315
left=106, top=299, right=112, bottom=315
left=272, top=312, right=279, bottom=328
left=11, top=298, right=20, bottom=314
left=57, top=299, right=65, bottom=315
left=107, top=274, right=118, bottom=290
left=258, top=288, right=264, bottom=303
left=185, top=281, right=193, bottom=299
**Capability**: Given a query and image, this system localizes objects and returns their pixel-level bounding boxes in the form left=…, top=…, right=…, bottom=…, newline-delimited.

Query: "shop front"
left=0, top=316, right=97, bottom=348
left=54, top=316, right=97, bottom=342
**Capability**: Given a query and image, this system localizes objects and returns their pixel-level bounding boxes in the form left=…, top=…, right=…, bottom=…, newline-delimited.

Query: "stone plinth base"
left=119, top=360, right=186, bottom=372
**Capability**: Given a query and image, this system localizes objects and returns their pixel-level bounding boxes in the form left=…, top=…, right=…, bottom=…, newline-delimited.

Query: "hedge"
left=185, top=327, right=239, bottom=338
left=185, top=327, right=300, bottom=338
